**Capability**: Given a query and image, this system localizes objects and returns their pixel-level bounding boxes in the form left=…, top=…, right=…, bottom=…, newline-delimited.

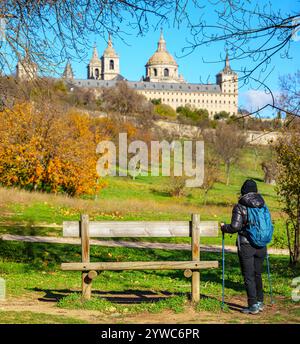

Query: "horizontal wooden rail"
left=61, top=260, right=219, bottom=271
left=63, top=221, right=218, bottom=238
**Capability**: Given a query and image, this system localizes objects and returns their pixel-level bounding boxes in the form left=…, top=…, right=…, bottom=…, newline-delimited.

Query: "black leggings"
left=238, top=243, right=267, bottom=307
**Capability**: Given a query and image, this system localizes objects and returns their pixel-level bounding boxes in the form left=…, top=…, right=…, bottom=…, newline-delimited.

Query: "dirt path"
left=0, top=294, right=296, bottom=324
left=0, top=234, right=289, bottom=255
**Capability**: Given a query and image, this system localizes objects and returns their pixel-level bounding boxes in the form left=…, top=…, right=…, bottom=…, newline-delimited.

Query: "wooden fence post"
left=80, top=214, right=91, bottom=300
left=191, top=213, right=200, bottom=303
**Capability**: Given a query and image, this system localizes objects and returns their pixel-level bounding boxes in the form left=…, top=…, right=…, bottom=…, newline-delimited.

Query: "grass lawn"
left=0, top=145, right=298, bottom=323
left=0, top=241, right=299, bottom=323
left=0, top=311, right=87, bottom=324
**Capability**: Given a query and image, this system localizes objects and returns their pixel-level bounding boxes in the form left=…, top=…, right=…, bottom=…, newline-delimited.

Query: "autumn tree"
left=214, top=123, right=246, bottom=186
left=275, top=129, right=300, bottom=265
left=0, top=102, right=105, bottom=196
left=261, top=160, right=277, bottom=185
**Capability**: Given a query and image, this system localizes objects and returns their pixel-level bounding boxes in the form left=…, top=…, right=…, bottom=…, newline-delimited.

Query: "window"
left=95, top=68, right=99, bottom=78
left=164, top=68, right=169, bottom=77
left=154, top=68, right=157, bottom=76
left=109, top=60, right=114, bottom=70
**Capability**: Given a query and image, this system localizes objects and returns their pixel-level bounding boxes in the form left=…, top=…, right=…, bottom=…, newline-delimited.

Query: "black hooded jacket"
left=223, top=192, right=265, bottom=244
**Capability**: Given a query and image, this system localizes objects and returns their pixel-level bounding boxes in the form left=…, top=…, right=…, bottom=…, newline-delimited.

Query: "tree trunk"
left=203, top=190, right=208, bottom=205
left=225, top=162, right=230, bottom=186
left=295, top=196, right=300, bottom=264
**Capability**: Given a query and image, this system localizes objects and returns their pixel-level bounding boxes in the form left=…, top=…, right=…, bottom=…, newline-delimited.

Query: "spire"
left=91, top=42, right=100, bottom=61
left=221, top=51, right=233, bottom=74
left=108, top=33, right=112, bottom=48
left=63, top=60, right=74, bottom=79
left=157, top=28, right=166, bottom=52
left=103, top=34, right=118, bottom=57
left=225, top=51, right=229, bottom=68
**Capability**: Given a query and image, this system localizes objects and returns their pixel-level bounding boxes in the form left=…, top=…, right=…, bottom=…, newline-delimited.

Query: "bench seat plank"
left=63, top=221, right=218, bottom=238
left=61, top=260, right=219, bottom=271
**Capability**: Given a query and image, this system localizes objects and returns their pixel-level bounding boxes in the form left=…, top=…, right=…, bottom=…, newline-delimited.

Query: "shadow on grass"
left=149, top=188, right=171, bottom=198
left=30, top=287, right=243, bottom=312
left=30, top=287, right=185, bottom=304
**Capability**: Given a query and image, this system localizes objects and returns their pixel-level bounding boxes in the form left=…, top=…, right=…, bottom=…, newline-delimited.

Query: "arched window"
left=94, top=68, right=99, bottom=79
left=153, top=68, right=157, bottom=76
left=109, top=60, right=114, bottom=70
left=164, top=68, right=169, bottom=77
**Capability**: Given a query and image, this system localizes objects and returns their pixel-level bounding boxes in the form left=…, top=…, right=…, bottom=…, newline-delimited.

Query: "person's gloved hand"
left=220, top=222, right=226, bottom=233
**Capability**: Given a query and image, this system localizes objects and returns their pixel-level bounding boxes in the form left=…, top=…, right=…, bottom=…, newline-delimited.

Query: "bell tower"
left=101, top=34, right=120, bottom=80
left=87, top=43, right=102, bottom=80
left=216, top=52, right=238, bottom=115
left=216, top=52, right=238, bottom=94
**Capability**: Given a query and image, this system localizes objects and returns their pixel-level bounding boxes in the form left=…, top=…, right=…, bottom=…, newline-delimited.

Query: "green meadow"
left=0, top=145, right=299, bottom=323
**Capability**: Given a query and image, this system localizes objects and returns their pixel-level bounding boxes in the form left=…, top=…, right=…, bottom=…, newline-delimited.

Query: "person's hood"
left=238, top=192, right=265, bottom=208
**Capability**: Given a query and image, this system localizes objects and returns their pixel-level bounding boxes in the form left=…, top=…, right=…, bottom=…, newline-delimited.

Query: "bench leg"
left=191, top=214, right=200, bottom=303
left=192, top=270, right=200, bottom=303
left=82, top=272, right=92, bottom=300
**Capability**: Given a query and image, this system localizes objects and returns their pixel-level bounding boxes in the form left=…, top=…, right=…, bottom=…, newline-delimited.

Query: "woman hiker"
left=221, top=179, right=273, bottom=315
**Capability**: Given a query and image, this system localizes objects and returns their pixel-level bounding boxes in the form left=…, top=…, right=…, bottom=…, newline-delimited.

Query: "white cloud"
left=239, top=89, right=279, bottom=113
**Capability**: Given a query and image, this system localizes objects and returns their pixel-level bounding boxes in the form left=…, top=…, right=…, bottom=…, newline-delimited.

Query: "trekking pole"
left=266, top=253, right=274, bottom=306
left=222, top=231, right=225, bottom=310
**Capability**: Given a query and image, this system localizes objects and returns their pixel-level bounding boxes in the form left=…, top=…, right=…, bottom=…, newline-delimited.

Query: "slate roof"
left=69, top=78, right=221, bottom=93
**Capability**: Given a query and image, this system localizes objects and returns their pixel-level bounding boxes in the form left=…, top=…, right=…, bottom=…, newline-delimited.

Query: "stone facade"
left=87, top=35, right=121, bottom=81
left=67, top=32, right=239, bottom=118
left=144, top=31, right=185, bottom=83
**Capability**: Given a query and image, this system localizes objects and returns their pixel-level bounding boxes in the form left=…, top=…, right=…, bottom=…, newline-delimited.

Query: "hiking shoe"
left=257, top=301, right=264, bottom=312
left=241, top=304, right=260, bottom=315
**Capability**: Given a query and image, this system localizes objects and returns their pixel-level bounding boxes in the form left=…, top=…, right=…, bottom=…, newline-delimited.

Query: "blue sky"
left=68, top=0, right=299, bottom=116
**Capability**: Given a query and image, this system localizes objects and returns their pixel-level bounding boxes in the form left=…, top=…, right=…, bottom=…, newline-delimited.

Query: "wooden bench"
left=61, top=214, right=219, bottom=303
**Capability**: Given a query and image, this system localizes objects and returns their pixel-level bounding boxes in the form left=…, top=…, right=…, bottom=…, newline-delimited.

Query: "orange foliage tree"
left=0, top=102, right=106, bottom=196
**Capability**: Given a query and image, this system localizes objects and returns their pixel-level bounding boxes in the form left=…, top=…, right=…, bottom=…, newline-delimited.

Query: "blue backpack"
left=246, top=205, right=274, bottom=247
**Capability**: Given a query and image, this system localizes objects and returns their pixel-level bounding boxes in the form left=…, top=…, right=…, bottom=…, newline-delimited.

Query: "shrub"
left=177, top=106, right=209, bottom=125
left=214, top=111, right=230, bottom=120
left=166, top=176, right=187, bottom=197
left=154, top=103, right=177, bottom=118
